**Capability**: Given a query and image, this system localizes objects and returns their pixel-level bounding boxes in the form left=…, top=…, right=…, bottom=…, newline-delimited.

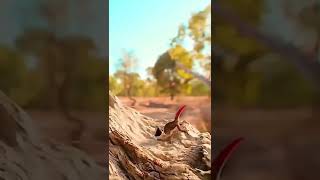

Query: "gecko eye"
left=155, top=127, right=162, bottom=137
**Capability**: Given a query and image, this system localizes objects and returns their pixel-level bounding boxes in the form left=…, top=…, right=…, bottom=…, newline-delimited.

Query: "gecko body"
left=155, top=105, right=188, bottom=140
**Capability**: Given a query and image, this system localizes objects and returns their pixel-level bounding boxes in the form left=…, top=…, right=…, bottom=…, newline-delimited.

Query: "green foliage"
left=216, top=54, right=315, bottom=107
left=215, top=0, right=266, bottom=56
left=109, top=70, right=210, bottom=98
left=114, top=71, right=142, bottom=96
left=0, top=47, right=37, bottom=106
left=147, top=4, right=212, bottom=98
left=152, top=51, right=190, bottom=99
left=170, top=4, right=211, bottom=75
left=109, top=75, right=123, bottom=95
left=0, top=47, right=27, bottom=94
left=169, top=45, right=193, bottom=79
left=189, top=79, right=211, bottom=96
left=142, top=79, right=161, bottom=97
left=109, top=71, right=163, bottom=97
left=69, top=56, right=107, bottom=110
left=254, top=57, right=315, bottom=107
left=2, top=29, right=108, bottom=110
left=214, top=1, right=319, bottom=107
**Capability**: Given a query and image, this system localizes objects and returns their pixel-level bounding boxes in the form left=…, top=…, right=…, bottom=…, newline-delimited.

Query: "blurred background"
left=0, top=0, right=107, bottom=165
left=109, top=0, right=212, bottom=132
left=214, top=0, right=320, bottom=179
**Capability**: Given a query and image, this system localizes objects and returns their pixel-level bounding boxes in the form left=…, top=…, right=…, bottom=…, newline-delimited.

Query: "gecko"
left=154, top=105, right=188, bottom=140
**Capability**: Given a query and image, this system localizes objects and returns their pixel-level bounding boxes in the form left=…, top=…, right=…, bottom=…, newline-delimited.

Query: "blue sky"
left=109, top=0, right=210, bottom=78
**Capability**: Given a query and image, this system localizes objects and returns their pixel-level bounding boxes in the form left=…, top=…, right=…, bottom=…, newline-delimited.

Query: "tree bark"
left=0, top=91, right=105, bottom=180
left=170, top=93, right=174, bottom=101
left=127, top=88, right=137, bottom=107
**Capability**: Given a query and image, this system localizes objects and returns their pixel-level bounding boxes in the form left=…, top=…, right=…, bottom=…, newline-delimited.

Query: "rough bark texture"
left=109, top=91, right=211, bottom=180
left=0, top=91, right=106, bottom=180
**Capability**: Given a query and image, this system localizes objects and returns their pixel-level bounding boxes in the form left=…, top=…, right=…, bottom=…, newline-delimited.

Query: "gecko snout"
left=154, top=127, right=163, bottom=137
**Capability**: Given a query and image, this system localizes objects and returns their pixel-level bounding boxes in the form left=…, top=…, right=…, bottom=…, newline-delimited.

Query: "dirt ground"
left=215, top=106, right=320, bottom=180
left=26, top=110, right=107, bottom=166
left=118, top=96, right=212, bottom=132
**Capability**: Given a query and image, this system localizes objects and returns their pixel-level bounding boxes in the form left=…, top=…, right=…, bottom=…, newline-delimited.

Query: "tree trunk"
left=57, top=71, right=85, bottom=147
left=56, top=55, right=86, bottom=148
left=0, top=91, right=105, bottom=180
left=170, top=93, right=174, bottom=101
left=127, top=87, right=136, bottom=106
left=109, top=91, right=211, bottom=179
left=44, top=53, right=59, bottom=109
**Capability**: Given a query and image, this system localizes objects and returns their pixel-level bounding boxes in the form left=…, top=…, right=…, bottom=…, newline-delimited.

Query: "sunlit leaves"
left=217, top=0, right=263, bottom=25
left=194, top=42, right=205, bottom=52
left=109, top=76, right=123, bottom=95
left=151, top=3, right=211, bottom=98
left=172, top=25, right=187, bottom=46
left=215, top=0, right=266, bottom=55
left=0, top=46, right=42, bottom=106
left=110, top=72, right=162, bottom=97
left=194, top=53, right=205, bottom=60
left=177, top=69, right=193, bottom=79
left=169, top=45, right=193, bottom=68
left=168, top=3, right=211, bottom=81
left=189, top=79, right=210, bottom=96
left=215, top=25, right=264, bottom=55
left=152, top=51, right=189, bottom=98
left=188, top=9, right=208, bottom=41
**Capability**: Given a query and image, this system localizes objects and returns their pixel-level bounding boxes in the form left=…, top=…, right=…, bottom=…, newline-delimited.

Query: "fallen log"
left=0, top=91, right=106, bottom=180
left=108, top=91, right=211, bottom=179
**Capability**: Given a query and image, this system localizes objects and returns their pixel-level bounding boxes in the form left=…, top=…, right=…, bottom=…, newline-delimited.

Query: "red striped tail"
left=213, top=137, right=244, bottom=180
left=174, top=105, right=186, bottom=120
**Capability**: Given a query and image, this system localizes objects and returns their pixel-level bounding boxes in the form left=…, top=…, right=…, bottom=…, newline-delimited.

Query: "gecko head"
left=154, top=127, right=163, bottom=137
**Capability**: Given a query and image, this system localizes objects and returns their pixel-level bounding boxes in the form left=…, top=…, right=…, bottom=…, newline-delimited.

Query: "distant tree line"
left=0, top=29, right=107, bottom=111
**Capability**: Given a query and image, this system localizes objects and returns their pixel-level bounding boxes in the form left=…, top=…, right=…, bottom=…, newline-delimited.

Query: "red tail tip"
left=175, top=105, right=186, bottom=120
left=213, top=137, right=244, bottom=179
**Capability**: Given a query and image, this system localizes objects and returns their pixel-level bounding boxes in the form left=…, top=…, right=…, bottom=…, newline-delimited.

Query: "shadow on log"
left=0, top=91, right=105, bottom=180
left=109, top=91, right=211, bottom=179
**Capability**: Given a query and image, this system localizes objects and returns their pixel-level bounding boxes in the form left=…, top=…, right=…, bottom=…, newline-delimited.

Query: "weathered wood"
left=0, top=91, right=106, bottom=180
left=108, top=91, right=211, bottom=179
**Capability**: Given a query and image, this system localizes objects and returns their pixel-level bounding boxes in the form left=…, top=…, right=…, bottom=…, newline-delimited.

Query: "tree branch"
left=213, top=2, right=320, bottom=90
left=176, top=62, right=211, bottom=87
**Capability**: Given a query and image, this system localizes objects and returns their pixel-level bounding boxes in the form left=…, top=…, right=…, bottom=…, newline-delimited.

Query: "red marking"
left=174, top=105, right=186, bottom=120
left=213, top=137, right=244, bottom=180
